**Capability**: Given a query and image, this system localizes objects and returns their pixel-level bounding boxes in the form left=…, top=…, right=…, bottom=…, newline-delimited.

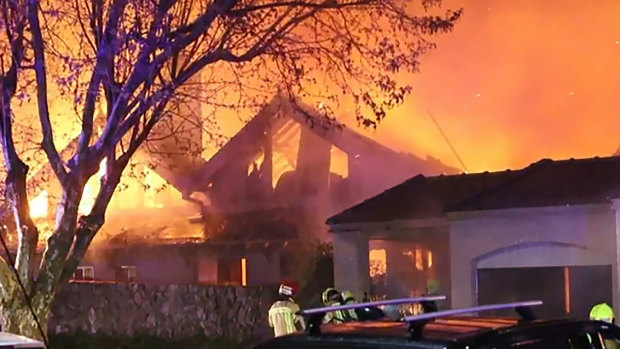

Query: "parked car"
left=253, top=297, right=620, bottom=349
left=0, top=332, right=45, bottom=348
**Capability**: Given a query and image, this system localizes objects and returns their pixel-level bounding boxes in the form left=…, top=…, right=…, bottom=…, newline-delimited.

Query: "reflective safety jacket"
left=342, top=298, right=359, bottom=321
left=268, top=300, right=305, bottom=337
left=323, top=301, right=348, bottom=324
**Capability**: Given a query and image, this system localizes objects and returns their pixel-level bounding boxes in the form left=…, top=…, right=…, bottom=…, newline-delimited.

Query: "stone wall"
left=49, top=282, right=276, bottom=341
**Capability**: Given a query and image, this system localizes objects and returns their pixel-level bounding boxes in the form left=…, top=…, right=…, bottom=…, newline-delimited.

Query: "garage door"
left=477, top=265, right=612, bottom=319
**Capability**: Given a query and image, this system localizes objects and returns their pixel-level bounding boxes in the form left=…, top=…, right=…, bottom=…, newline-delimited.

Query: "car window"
left=493, top=332, right=600, bottom=349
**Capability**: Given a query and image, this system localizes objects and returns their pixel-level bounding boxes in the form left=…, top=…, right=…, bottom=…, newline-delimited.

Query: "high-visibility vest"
left=343, top=298, right=359, bottom=321
left=323, top=301, right=348, bottom=324
left=268, top=300, right=305, bottom=337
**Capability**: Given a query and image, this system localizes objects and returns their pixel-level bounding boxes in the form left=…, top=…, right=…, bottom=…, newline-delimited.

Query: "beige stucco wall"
left=448, top=204, right=618, bottom=318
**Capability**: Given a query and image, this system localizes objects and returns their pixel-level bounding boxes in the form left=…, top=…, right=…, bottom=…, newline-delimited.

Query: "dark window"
left=72, top=266, right=94, bottom=281
left=217, top=258, right=242, bottom=285
left=116, top=265, right=136, bottom=283
left=500, top=332, right=600, bottom=349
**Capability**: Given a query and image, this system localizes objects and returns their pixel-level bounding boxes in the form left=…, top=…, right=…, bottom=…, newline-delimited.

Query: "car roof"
left=259, top=317, right=601, bottom=348
left=320, top=317, right=518, bottom=339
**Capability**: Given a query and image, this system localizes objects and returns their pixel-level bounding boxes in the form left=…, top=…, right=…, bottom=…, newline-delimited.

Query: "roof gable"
left=188, top=95, right=457, bottom=191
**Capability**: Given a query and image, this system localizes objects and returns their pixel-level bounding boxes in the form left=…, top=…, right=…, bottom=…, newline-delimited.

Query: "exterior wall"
left=247, top=252, right=281, bottom=286
left=81, top=245, right=199, bottom=285
left=612, top=199, right=620, bottom=322
left=49, top=282, right=274, bottom=341
left=81, top=245, right=282, bottom=287
left=333, top=231, right=370, bottom=301
left=448, top=205, right=617, bottom=313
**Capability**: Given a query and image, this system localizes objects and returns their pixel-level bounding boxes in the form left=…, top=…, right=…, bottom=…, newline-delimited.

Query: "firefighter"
left=590, top=303, right=615, bottom=324
left=341, top=290, right=359, bottom=321
left=321, top=287, right=348, bottom=323
left=268, top=281, right=305, bottom=337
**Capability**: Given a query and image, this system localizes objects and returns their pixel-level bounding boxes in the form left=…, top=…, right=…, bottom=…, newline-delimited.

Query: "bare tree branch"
left=27, top=0, right=68, bottom=184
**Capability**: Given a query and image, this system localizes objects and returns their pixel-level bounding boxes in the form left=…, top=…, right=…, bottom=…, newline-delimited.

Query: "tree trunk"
left=0, top=299, right=49, bottom=340
left=5, top=160, right=39, bottom=291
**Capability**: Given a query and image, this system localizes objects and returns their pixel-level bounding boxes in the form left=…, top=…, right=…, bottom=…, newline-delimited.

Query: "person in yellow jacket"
left=590, top=303, right=615, bottom=324
left=321, top=287, right=348, bottom=323
left=589, top=303, right=617, bottom=348
left=341, top=290, right=359, bottom=321
left=268, top=281, right=305, bottom=337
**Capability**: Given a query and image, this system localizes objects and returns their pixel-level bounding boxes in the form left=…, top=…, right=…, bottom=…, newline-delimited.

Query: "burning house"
left=328, top=155, right=620, bottom=320
left=20, top=95, right=456, bottom=287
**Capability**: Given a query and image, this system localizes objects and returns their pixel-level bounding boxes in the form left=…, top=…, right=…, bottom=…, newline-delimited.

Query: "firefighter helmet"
left=278, top=281, right=299, bottom=297
left=590, top=303, right=614, bottom=323
left=341, top=290, right=355, bottom=303
left=322, top=288, right=340, bottom=304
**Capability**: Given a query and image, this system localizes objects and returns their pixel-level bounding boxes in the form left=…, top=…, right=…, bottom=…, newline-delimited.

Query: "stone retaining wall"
left=49, top=282, right=275, bottom=341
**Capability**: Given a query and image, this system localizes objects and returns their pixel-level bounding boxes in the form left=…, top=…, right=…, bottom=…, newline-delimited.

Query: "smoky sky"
left=363, top=0, right=620, bottom=173
left=207, top=0, right=620, bottom=174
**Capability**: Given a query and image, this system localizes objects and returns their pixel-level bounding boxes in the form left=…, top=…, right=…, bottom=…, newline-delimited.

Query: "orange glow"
left=207, top=1, right=620, bottom=174
left=241, top=258, right=247, bottom=286
left=360, top=0, right=620, bottom=173
left=329, top=146, right=349, bottom=179
left=564, top=266, right=570, bottom=314
left=369, top=249, right=387, bottom=277
left=79, top=159, right=107, bottom=215
left=29, top=190, right=49, bottom=219
left=427, top=251, right=433, bottom=269
left=144, top=166, right=167, bottom=208
left=415, top=249, right=423, bottom=271
left=272, top=121, right=300, bottom=187
left=403, top=248, right=426, bottom=271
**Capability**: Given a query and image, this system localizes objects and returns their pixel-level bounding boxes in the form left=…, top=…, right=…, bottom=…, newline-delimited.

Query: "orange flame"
left=29, top=190, right=49, bottom=219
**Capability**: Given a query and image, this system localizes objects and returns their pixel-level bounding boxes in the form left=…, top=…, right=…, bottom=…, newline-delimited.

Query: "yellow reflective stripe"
left=269, top=307, right=297, bottom=334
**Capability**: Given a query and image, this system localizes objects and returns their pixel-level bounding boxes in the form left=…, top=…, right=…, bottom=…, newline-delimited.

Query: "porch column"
left=611, top=200, right=620, bottom=322
left=333, top=231, right=370, bottom=300
left=449, top=225, right=474, bottom=308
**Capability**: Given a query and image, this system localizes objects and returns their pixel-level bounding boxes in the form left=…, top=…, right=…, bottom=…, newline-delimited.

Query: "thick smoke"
left=213, top=0, right=620, bottom=173
left=366, top=0, right=620, bottom=173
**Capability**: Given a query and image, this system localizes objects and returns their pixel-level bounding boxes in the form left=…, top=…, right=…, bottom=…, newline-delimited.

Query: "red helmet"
left=278, top=281, right=299, bottom=297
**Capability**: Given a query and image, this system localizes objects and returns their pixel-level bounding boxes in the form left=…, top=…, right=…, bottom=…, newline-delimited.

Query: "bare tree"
left=0, top=0, right=460, bottom=338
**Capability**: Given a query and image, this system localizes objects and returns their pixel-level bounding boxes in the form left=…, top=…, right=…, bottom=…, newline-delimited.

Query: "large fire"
left=10, top=0, right=619, bottom=251
left=29, top=191, right=49, bottom=219
left=78, top=159, right=107, bottom=215
left=207, top=0, right=620, bottom=174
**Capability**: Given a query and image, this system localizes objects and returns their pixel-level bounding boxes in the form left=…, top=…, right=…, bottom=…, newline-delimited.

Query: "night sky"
left=363, top=0, right=620, bottom=173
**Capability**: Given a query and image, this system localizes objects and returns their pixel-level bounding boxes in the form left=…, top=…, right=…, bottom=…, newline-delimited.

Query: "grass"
left=49, top=332, right=251, bottom=349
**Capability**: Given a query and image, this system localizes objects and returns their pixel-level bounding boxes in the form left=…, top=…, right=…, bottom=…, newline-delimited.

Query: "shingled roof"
left=326, top=169, right=520, bottom=224
left=449, top=156, right=620, bottom=212
left=327, top=156, right=620, bottom=225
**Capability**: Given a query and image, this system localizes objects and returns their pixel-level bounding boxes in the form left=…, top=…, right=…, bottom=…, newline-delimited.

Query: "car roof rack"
left=404, top=300, right=543, bottom=340
left=301, top=295, right=446, bottom=336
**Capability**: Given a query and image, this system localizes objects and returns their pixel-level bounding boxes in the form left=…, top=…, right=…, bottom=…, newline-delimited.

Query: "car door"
left=593, top=323, right=620, bottom=349
left=478, top=328, right=600, bottom=349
